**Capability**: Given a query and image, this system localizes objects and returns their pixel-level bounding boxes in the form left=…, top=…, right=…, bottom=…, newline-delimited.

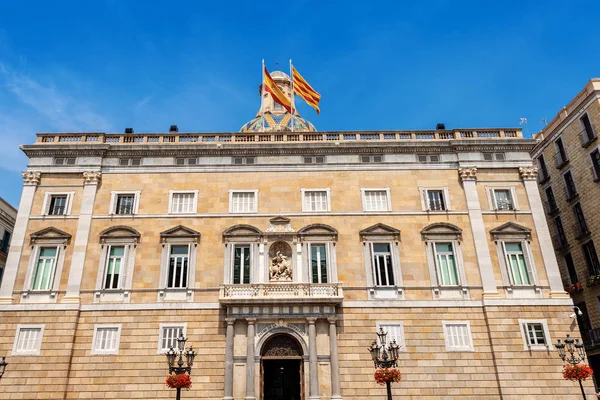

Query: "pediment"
left=421, top=222, right=462, bottom=241
left=223, top=224, right=263, bottom=239
left=359, top=223, right=400, bottom=241
left=269, top=216, right=290, bottom=224
left=30, top=227, right=72, bottom=245
left=298, top=224, right=338, bottom=241
left=265, top=216, right=295, bottom=234
left=160, top=225, right=200, bottom=242
left=99, top=226, right=141, bottom=243
left=490, top=222, right=531, bottom=240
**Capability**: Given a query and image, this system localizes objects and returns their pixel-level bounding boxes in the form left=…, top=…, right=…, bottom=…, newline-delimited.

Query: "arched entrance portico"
left=260, top=334, right=304, bottom=400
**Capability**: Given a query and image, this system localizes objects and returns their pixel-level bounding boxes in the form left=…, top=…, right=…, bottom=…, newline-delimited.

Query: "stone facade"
left=532, top=78, right=600, bottom=379
left=0, top=196, right=17, bottom=287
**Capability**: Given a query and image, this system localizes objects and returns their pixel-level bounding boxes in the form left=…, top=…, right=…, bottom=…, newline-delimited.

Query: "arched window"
left=222, top=225, right=262, bottom=285
left=298, top=224, right=338, bottom=284
left=359, top=223, right=402, bottom=299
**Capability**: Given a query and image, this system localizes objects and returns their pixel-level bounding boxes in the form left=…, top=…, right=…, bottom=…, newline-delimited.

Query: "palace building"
left=0, top=71, right=591, bottom=399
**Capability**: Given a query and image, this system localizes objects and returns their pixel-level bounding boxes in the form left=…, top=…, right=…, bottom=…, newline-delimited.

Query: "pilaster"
left=328, top=317, right=342, bottom=400
left=245, top=318, right=256, bottom=400
left=307, top=317, right=320, bottom=400
left=223, top=318, right=235, bottom=400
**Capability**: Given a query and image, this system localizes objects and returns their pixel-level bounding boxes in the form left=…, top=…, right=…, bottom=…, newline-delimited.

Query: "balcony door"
left=260, top=334, right=304, bottom=400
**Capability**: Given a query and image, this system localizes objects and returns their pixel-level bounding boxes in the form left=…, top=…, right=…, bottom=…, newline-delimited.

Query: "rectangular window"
left=417, top=154, right=440, bottom=163
left=434, top=242, right=459, bottom=286
left=545, top=186, right=558, bottom=213
left=303, top=156, right=325, bottom=164
left=363, top=189, right=390, bottom=211
left=176, top=158, right=198, bottom=165
left=564, top=253, right=578, bottom=284
left=493, top=189, right=514, bottom=210
left=573, top=203, right=589, bottom=237
left=427, top=190, right=446, bottom=211
left=92, top=325, right=121, bottom=355
left=232, top=157, right=255, bottom=165
left=104, top=246, right=124, bottom=290
left=13, top=326, right=44, bottom=355
left=119, top=158, right=141, bottom=166
left=580, top=113, right=596, bottom=144
left=583, top=241, right=600, bottom=276
left=115, top=194, right=135, bottom=215
left=521, top=322, right=548, bottom=349
left=564, top=171, right=577, bottom=200
left=537, top=155, right=549, bottom=181
left=0, top=230, right=10, bottom=253
left=361, top=155, right=383, bottom=163
left=32, top=247, right=58, bottom=291
left=554, top=217, right=568, bottom=247
left=376, top=323, right=404, bottom=349
left=48, top=195, right=67, bottom=215
left=170, top=192, right=197, bottom=214
left=310, top=244, right=328, bottom=283
left=555, top=137, right=568, bottom=167
left=503, top=242, right=531, bottom=285
left=303, top=190, right=329, bottom=212
left=483, top=152, right=505, bottom=161
left=168, top=245, right=189, bottom=288
left=443, top=322, right=473, bottom=351
left=54, top=157, right=76, bottom=165
left=372, top=243, right=394, bottom=286
left=159, top=325, right=185, bottom=352
left=230, top=191, right=257, bottom=213
left=590, top=149, right=600, bottom=180
left=233, top=245, right=251, bottom=284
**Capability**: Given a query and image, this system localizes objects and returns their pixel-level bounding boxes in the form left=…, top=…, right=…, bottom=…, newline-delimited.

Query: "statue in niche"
left=268, top=241, right=293, bottom=281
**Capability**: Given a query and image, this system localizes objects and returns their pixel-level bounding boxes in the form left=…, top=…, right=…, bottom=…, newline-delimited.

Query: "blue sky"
left=0, top=0, right=598, bottom=207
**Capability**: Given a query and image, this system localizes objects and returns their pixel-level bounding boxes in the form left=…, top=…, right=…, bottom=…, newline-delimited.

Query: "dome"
left=270, top=71, right=290, bottom=80
left=240, top=112, right=317, bottom=133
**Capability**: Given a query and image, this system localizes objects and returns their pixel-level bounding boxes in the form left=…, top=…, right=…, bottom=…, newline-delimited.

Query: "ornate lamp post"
left=555, top=334, right=590, bottom=399
left=368, top=327, right=401, bottom=400
left=165, top=335, right=196, bottom=400
left=0, top=357, right=7, bottom=379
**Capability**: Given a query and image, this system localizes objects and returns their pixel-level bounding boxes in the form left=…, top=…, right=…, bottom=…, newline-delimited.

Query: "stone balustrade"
left=219, top=283, right=343, bottom=305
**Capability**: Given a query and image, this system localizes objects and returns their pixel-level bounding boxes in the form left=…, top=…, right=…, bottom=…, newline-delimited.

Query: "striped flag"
left=263, top=66, right=292, bottom=113
left=292, top=66, right=321, bottom=114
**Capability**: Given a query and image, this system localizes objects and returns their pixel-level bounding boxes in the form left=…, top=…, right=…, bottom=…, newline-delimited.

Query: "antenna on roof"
left=540, top=118, right=548, bottom=126
left=519, top=118, right=528, bottom=137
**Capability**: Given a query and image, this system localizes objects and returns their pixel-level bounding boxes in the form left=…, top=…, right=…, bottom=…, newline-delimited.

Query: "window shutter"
left=109, top=193, right=116, bottom=214
left=42, top=194, right=49, bottom=216
left=490, top=189, right=498, bottom=210
left=369, top=242, right=376, bottom=286
left=521, top=240, right=535, bottom=285
left=422, top=190, right=430, bottom=211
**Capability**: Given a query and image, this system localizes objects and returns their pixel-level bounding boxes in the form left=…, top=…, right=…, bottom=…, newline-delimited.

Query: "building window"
left=419, top=188, right=450, bottom=211
left=371, top=243, right=395, bottom=286
left=310, top=244, right=328, bottom=283
left=232, top=157, right=255, bottom=165
left=229, top=190, right=258, bottom=213
left=564, top=253, right=578, bottom=284
left=573, top=203, right=589, bottom=238
left=91, top=325, right=121, bottom=355
left=417, top=154, right=439, bottom=163
left=362, top=189, right=391, bottom=212
left=519, top=320, right=550, bottom=350
left=32, top=247, right=58, bottom=291
left=537, top=155, right=549, bottom=181
left=302, top=189, right=330, bottom=212
left=24, top=228, right=70, bottom=300
left=0, top=230, right=10, bottom=254
left=109, top=191, right=141, bottom=215
left=545, top=186, right=558, bottom=214
left=488, top=188, right=517, bottom=211
left=563, top=171, right=577, bottom=200
left=158, top=324, right=186, bottom=353
left=361, top=155, right=383, bottom=163
left=434, top=242, right=459, bottom=286
left=483, top=152, right=505, bottom=161
left=119, top=158, right=141, bottom=166
left=103, top=246, right=125, bottom=290
left=590, top=148, right=600, bottom=181
left=54, top=157, right=76, bottom=165
left=176, top=157, right=198, bottom=165
left=554, top=137, right=568, bottom=168
left=580, top=112, right=596, bottom=145
left=12, top=325, right=44, bottom=356
left=169, top=191, right=198, bottom=214
left=554, top=217, right=568, bottom=248
left=502, top=242, right=531, bottom=285
left=168, top=245, right=189, bottom=288
left=42, top=192, right=74, bottom=216
left=442, top=322, right=473, bottom=352
left=583, top=241, right=600, bottom=277
left=232, top=245, right=251, bottom=284
left=376, top=322, right=405, bottom=350
left=303, top=156, right=325, bottom=164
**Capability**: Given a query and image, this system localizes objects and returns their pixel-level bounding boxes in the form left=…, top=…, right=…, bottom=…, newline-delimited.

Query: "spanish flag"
left=263, top=66, right=292, bottom=113
left=292, top=66, right=321, bottom=114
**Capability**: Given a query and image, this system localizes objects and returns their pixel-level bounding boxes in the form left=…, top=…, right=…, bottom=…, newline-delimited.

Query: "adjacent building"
left=532, top=78, right=600, bottom=378
left=0, top=71, right=589, bottom=399
left=0, top=197, right=17, bottom=287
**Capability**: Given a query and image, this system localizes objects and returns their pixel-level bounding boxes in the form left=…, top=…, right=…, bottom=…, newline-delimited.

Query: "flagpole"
left=290, top=59, right=295, bottom=133
left=261, top=59, right=265, bottom=132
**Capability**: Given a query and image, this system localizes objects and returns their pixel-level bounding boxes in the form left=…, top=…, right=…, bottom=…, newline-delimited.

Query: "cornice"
left=20, top=144, right=110, bottom=158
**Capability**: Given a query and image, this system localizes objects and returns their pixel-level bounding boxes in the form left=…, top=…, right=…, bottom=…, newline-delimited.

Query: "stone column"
left=328, top=318, right=342, bottom=400
left=0, top=171, right=40, bottom=303
left=308, top=317, right=320, bottom=400
left=223, top=318, right=235, bottom=400
left=245, top=318, right=256, bottom=400
left=459, top=167, right=499, bottom=297
left=520, top=166, right=567, bottom=297
left=62, top=171, right=101, bottom=303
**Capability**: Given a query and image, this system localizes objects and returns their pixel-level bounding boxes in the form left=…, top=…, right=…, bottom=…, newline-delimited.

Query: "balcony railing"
left=219, top=283, right=343, bottom=305
left=583, top=328, right=600, bottom=349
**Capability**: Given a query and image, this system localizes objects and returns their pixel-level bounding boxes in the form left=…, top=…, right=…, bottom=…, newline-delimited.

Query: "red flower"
left=563, top=363, right=593, bottom=382
left=166, top=373, right=192, bottom=389
left=374, top=368, right=402, bottom=386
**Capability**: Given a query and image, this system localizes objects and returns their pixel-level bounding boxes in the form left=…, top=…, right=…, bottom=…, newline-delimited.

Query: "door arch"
left=260, top=334, right=304, bottom=400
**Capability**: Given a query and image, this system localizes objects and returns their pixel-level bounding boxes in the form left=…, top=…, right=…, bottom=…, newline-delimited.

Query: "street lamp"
left=0, top=357, right=7, bottom=379
left=165, top=335, right=196, bottom=400
left=368, top=327, right=400, bottom=400
left=555, top=334, right=589, bottom=399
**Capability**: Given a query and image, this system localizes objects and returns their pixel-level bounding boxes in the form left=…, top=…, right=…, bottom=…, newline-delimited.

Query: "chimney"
left=169, top=125, right=179, bottom=133
left=124, top=128, right=134, bottom=134
left=436, top=123, right=446, bottom=130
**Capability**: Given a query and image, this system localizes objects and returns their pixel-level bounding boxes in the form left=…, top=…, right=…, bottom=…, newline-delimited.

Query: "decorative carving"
left=270, top=251, right=293, bottom=281
left=83, top=171, right=102, bottom=184
left=519, top=166, right=538, bottom=181
left=22, top=171, right=41, bottom=186
left=458, top=167, right=477, bottom=181
left=261, top=335, right=302, bottom=357
left=266, top=216, right=294, bottom=233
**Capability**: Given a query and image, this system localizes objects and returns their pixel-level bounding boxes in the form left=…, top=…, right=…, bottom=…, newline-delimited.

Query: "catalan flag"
left=263, top=65, right=292, bottom=113
left=292, top=66, right=321, bottom=114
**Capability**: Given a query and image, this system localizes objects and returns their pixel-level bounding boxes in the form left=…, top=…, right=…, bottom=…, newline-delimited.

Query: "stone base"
left=549, top=291, right=571, bottom=299
left=482, top=291, right=502, bottom=299
left=61, top=295, right=81, bottom=304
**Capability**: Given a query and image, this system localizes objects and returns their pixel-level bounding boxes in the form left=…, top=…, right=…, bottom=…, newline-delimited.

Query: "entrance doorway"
left=260, top=334, right=304, bottom=400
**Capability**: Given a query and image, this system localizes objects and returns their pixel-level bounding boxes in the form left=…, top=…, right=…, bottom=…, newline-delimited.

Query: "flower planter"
left=563, top=363, right=593, bottom=381
left=374, top=367, right=402, bottom=386
left=166, top=373, right=192, bottom=389
left=566, top=282, right=584, bottom=294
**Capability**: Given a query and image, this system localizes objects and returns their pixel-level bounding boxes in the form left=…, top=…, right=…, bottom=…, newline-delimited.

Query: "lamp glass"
left=186, top=347, right=196, bottom=367
left=177, top=335, right=187, bottom=352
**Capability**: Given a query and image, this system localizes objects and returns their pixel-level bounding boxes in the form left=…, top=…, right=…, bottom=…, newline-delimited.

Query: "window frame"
left=361, top=188, right=392, bottom=212
left=54, top=157, right=76, bottom=165
left=419, top=187, right=451, bottom=211
left=230, top=244, right=253, bottom=284
left=168, top=190, right=199, bottom=214
left=109, top=191, right=141, bottom=215
left=518, top=319, right=551, bottom=351
left=483, top=152, right=506, bottom=161
left=42, top=192, right=75, bottom=216
left=229, top=190, right=259, bottom=213
left=544, top=185, right=558, bottom=214
left=573, top=202, right=589, bottom=238
left=360, top=155, right=384, bottom=163
left=579, top=111, right=597, bottom=145
left=303, top=156, right=325, bottom=164
left=299, top=224, right=339, bottom=284
left=554, top=136, right=569, bottom=168
left=442, top=321, right=474, bottom=352
left=301, top=188, right=331, bottom=212
left=583, top=240, right=600, bottom=277
left=12, top=324, right=45, bottom=356
left=119, top=158, right=142, bottom=166
left=158, top=226, right=200, bottom=302
left=360, top=224, right=402, bottom=299
left=588, top=145, right=600, bottom=181
left=222, top=225, right=262, bottom=285
left=417, top=154, right=440, bottom=163
left=486, top=186, right=519, bottom=211
left=562, top=169, right=578, bottom=200
left=91, top=324, right=122, bottom=355
left=376, top=322, right=406, bottom=352
left=157, top=323, right=187, bottom=354
left=175, top=157, right=198, bottom=165
left=232, top=157, right=255, bottom=165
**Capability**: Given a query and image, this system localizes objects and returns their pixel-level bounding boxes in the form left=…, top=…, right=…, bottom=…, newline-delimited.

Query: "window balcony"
left=218, top=283, right=344, bottom=305
left=583, top=328, right=600, bottom=349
